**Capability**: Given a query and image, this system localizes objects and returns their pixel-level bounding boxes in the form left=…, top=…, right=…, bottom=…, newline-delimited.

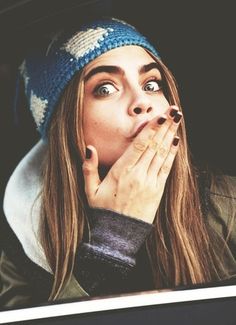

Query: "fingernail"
left=86, top=147, right=92, bottom=159
left=173, top=137, right=180, bottom=146
left=157, top=116, right=167, bottom=125
left=169, top=107, right=178, bottom=117
left=173, top=112, right=182, bottom=123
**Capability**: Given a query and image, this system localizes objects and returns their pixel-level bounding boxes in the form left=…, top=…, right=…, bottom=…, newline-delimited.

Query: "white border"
left=1, top=285, right=236, bottom=324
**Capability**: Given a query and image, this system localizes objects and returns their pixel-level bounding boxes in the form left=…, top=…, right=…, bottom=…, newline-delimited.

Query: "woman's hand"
left=82, top=106, right=182, bottom=224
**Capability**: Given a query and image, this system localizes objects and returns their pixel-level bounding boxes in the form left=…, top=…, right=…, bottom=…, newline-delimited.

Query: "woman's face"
left=83, top=45, right=169, bottom=166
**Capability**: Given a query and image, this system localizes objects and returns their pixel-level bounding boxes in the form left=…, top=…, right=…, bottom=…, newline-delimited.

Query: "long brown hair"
left=40, top=55, right=232, bottom=300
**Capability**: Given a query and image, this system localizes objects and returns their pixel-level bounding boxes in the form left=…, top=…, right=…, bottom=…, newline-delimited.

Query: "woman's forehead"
left=84, top=45, right=155, bottom=72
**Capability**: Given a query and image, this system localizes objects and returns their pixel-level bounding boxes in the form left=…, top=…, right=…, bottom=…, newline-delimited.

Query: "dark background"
left=0, top=0, right=236, bottom=323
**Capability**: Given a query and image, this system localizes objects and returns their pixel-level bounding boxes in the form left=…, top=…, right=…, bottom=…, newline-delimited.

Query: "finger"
left=82, top=145, right=101, bottom=200
left=146, top=110, right=182, bottom=177
left=167, top=105, right=179, bottom=118
left=116, top=114, right=169, bottom=170
left=136, top=111, right=182, bottom=171
left=156, top=136, right=180, bottom=184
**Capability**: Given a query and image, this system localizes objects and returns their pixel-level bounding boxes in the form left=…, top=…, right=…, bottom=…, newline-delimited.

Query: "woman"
left=1, top=18, right=236, bottom=308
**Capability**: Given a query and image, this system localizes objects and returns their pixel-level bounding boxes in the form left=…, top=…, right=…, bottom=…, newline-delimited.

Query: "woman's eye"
left=144, top=80, right=162, bottom=92
left=94, top=83, right=116, bottom=96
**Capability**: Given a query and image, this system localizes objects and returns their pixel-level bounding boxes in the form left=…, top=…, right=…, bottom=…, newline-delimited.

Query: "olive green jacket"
left=1, top=143, right=236, bottom=309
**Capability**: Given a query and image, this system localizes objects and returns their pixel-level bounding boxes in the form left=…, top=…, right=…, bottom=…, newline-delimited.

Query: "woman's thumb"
left=82, top=145, right=100, bottom=200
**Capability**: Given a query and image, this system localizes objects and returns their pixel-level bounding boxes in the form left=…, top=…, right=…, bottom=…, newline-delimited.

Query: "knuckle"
left=109, top=168, right=119, bottom=181
left=148, top=140, right=159, bottom=152
left=169, top=123, right=179, bottom=133
left=129, top=177, right=142, bottom=188
left=157, top=146, right=168, bottom=158
left=133, top=139, right=147, bottom=153
left=160, top=164, right=171, bottom=175
left=124, top=165, right=133, bottom=174
left=82, top=162, right=92, bottom=175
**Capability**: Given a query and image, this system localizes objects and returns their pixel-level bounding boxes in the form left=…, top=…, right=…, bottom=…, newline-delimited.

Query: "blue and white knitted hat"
left=19, top=18, right=160, bottom=138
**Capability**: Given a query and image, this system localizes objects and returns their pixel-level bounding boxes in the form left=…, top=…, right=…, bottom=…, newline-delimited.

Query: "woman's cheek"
left=96, top=130, right=130, bottom=166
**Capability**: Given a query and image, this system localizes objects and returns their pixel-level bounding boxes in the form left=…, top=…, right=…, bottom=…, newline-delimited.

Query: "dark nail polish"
left=173, top=137, right=180, bottom=146
left=86, top=147, right=92, bottom=159
left=157, top=117, right=167, bottom=125
left=169, top=107, right=178, bottom=117
left=173, top=112, right=182, bottom=123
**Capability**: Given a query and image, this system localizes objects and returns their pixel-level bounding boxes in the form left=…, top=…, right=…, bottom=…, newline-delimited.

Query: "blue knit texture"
left=20, top=18, right=160, bottom=138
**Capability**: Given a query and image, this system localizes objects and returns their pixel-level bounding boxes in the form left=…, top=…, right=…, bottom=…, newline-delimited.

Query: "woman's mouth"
left=130, top=121, right=149, bottom=139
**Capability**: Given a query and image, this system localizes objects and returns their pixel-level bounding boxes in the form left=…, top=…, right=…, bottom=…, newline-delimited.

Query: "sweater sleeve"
left=74, top=208, right=153, bottom=296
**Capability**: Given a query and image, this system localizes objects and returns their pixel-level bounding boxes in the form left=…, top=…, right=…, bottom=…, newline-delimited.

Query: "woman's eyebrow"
left=84, top=65, right=121, bottom=81
left=84, top=62, right=160, bottom=82
left=140, top=62, right=160, bottom=73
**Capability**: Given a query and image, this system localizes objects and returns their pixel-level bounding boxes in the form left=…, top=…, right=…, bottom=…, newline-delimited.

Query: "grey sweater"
left=75, top=208, right=154, bottom=295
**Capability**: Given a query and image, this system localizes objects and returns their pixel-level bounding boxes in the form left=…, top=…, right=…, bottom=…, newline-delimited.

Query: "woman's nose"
left=128, top=91, right=153, bottom=116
